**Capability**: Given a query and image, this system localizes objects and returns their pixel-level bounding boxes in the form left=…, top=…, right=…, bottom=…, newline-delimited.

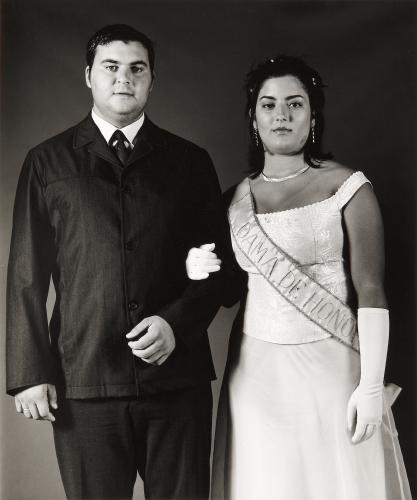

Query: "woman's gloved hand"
left=186, top=243, right=221, bottom=280
left=347, top=308, right=389, bottom=444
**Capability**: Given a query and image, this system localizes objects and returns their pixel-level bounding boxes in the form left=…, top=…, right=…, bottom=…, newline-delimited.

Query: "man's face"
left=85, top=40, right=153, bottom=127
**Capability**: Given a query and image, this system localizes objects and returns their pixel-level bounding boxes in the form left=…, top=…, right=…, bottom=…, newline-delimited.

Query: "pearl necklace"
left=261, top=164, right=310, bottom=183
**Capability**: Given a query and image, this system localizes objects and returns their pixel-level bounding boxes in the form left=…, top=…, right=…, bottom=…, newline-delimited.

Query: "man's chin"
left=111, top=106, right=143, bottom=118
left=112, top=104, right=138, bottom=114
left=94, top=105, right=144, bottom=126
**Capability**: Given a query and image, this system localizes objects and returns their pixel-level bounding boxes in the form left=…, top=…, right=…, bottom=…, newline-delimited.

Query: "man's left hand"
left=126, top=316, right=176, bottom=365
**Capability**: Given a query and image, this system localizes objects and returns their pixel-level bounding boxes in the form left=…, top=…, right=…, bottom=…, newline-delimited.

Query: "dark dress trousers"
left=6, top=114, right=227, bottom=498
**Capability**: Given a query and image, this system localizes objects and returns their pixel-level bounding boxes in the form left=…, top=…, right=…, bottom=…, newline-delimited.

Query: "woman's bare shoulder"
left=313, top=160, right=356, bottom=194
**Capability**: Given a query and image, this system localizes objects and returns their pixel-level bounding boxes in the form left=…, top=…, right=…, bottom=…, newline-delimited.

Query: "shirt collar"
left=91, top=109, right=145, bottom=147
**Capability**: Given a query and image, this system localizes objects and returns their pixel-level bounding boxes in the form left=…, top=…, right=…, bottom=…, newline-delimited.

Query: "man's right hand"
left=15, top=384, right=58, bottom=422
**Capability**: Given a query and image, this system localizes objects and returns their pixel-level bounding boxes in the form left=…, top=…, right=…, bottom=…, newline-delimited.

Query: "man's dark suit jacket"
left=6, top=114, right=227, bottom=399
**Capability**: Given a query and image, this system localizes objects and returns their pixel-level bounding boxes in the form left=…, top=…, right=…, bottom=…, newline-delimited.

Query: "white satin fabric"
left=212, top=172, right=411, bottom=500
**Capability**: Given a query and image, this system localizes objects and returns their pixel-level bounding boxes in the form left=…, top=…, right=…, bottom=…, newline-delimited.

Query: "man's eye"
left=106, top=65, right=118, bottom=72
left=131, top=66, right=144, bottom=74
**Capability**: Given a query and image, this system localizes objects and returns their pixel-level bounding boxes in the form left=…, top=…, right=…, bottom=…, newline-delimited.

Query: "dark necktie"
left=110, top=130, right=130, bottom=166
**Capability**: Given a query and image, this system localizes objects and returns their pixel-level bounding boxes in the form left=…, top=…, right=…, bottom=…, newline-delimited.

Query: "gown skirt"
left=211, top=331, right=411, bottom=500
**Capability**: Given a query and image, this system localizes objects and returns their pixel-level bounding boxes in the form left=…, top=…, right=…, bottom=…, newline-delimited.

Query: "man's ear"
left=85, top=66, right=92, bottom=89
left=149, top=72, right=155, bottom=92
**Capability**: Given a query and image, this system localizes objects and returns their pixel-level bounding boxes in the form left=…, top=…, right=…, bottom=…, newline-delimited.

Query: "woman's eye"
left=131, top=66, right=144, bottom=74
left=289, top=101, right=303, bottom=108
left=262, top=103, right=274, bottom=110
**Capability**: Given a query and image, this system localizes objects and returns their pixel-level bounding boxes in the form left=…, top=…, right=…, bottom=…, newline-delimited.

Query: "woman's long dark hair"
left=245, top=55, right=333, bottom=177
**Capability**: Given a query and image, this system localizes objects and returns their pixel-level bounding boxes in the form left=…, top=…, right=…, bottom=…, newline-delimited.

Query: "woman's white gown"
left=211, top=172, right=411, bottom=500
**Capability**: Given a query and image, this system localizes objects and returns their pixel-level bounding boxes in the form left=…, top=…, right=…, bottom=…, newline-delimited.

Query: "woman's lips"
left=273, top=127, right=291, bottom=134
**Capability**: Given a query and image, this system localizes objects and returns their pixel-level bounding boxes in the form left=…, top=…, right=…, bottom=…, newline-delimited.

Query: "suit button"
left=125, top=242, right=134, bottom=251
left=128, top=302, right=139, bottom=311
left=120, top=185, right=131, bottom=195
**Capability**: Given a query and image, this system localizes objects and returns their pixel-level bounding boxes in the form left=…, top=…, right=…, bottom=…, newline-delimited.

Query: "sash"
left=228, top=179, right=359, bottom=352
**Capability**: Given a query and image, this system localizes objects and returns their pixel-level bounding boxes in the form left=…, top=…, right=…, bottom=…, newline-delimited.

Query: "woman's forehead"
left=259, top=75, right=307, bottom=96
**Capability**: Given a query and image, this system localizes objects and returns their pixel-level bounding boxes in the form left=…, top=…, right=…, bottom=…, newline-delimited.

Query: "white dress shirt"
left=91, top=109, right=145, bottom=149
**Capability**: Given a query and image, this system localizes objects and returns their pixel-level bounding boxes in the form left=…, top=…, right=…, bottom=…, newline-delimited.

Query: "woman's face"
left=254, top=75, right=312, bottom=156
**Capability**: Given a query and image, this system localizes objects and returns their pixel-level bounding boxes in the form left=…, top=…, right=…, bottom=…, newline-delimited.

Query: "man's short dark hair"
left=86, top=24, right=155, bottom=74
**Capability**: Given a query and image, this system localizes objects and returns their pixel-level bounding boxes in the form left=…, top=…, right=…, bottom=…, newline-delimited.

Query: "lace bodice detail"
left=236, top=171, right=371, bottom=344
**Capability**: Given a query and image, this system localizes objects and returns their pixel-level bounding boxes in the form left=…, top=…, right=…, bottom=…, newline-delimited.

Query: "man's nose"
left=116, top=68, right=131, bottom=84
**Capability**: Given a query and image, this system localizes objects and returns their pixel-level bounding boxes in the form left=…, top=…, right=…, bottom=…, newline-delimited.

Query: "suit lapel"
left=126, top=130, right=153, bottom=166
left=74, top=114, right=121, bottom=168
left=89, top=138, right=122, bottom=168
left=73, top=114, right=164, bottom=169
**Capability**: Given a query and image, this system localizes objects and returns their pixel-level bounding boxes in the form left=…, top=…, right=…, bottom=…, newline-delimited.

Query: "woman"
left=186, top=56, right=411, bottom=500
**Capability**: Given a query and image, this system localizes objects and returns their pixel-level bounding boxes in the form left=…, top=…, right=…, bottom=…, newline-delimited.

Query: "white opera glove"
left=347, top=308, right=389, bottom=444
left=186, top=243, right=222, bottom=280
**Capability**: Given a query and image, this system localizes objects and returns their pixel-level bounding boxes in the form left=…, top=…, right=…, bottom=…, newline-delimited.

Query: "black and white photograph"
left=0, top=1, right=416, bottom=499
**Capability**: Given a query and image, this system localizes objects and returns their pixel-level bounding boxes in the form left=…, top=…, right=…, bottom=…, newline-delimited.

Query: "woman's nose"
left=275, top=103, right=288, bottom=121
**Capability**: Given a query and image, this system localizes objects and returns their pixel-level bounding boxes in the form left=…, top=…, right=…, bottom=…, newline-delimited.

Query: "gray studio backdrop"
left=1, top=1, right=416, bottom=499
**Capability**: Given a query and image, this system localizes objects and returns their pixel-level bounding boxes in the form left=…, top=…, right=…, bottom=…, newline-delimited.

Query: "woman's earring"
left=311, top=124, right=316, bottom=144
left=253, top=126, right=259, bottom=147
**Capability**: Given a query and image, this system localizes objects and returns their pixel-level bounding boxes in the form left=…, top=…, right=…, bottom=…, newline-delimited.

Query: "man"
left=7, top=24, right=226, bottom=499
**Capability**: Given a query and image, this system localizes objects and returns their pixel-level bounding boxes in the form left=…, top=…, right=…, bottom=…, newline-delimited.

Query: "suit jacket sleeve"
left=157, top=147, right=232, bottom=345
left=6, top=151, right=55, bottom=395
